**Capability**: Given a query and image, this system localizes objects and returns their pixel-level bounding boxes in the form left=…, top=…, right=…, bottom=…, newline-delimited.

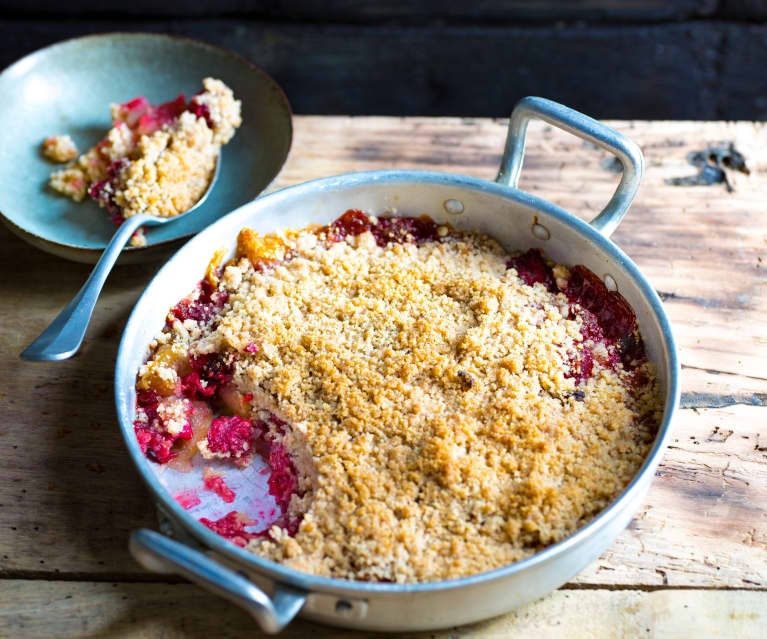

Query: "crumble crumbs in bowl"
left=48, top=78, right=241, bottom=247
left=41, top=135, right=79, bottom=163
left=133, top=209, right=662, bottom=583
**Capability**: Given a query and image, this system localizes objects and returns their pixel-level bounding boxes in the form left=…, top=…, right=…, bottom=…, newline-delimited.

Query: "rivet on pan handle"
left=130, top=529, right=307, bottom=634
left=495, top=96, right=644, bottom=238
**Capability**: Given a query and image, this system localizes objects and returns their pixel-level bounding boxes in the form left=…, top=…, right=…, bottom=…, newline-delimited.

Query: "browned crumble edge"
left=138, top=216, right=662, bottom=583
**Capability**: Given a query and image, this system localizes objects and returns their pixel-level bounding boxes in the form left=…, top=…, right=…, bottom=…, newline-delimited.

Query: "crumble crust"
left=139, top=220, right=661, bottom=582
left=108, top=111, right=217, bottom=220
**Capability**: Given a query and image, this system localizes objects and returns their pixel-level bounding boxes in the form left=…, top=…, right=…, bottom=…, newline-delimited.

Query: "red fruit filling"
left=118, top=93, right=187, bottom=136
left=506, top=248, right=557, bottom=293
left=187, top=95, right=214, bottom=129
left=322, top=209, right=442, bottom=246
left=168, top=278, right=230, bottom=326
left=507, top=250, right=647, bottom=384
left=200, top=511, right=261, bottom=547
left=564, top=265, right=647, bottom=380
left=191, top=352, right=235, bottom=385
left=89, top=157, right=129, bottom=219
left=566, top=308, right=601, bottom=385
left=180, top=372, right=218, bottom=399
left=203, top=469, right=236, bottom=503
left=261, top=415, right=304, bottom=536
left=206, top=415, right=264, bottom=466
left=266, top=442, right=300, bottom=532
left=175, top=490, right=202, bottom=510
left=199, top=452, right=302, bottom=540
left=199, top=414, right=303, bottom=538
left=564, top=266, right=637, bottom=342
left=117, top=96, right=150, bottom=129
left=180, top=352, right=235, bottom=401
left=133, top=390, right=193, bottom=464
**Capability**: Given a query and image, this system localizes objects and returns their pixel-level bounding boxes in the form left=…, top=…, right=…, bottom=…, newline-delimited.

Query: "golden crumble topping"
left=108, top=111, right=217, bottom=220
left=41, top=134, right=79, bottom=163
left=136, top=213, right=662, bottom=582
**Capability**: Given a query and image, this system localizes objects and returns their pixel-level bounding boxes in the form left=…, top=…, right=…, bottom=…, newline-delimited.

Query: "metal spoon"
left=20, top=158, right=220, bottom=362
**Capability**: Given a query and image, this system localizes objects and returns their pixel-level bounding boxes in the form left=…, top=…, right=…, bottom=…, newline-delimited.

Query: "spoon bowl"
left=20, top=158, right=221, bottom=362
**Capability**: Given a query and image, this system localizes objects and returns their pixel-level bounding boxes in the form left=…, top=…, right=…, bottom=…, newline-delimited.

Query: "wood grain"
left=577, top=404, right=767, bottom=588
left=1, top=580, right=765, bottom=639
left=0, top=117, right=765, bottom=635
left=0, top=20, right=724, bottom=118
left=0, top=0, right=717, bottom=22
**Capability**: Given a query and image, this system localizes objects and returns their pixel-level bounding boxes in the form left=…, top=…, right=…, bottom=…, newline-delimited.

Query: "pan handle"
left=130, top=529, right=307, bottom=634
left=495, top=96, right=644, bottom=238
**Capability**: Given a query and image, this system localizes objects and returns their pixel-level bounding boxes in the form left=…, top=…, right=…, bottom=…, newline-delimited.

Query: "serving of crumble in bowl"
left=117, top=101, right=679, bottom=631
left=0, top=33, right=291, bottom=264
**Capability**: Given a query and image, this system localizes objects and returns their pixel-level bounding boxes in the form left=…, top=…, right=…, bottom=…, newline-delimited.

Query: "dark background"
left=2, top=1, right=767, bottom=119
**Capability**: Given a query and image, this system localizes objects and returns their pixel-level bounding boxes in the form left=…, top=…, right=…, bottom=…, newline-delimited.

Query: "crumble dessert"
left=41, top=135, right=79, bottom=163
left=48, top=78, right=241, bottom=247
left=134, top=209, right=662, bottom=583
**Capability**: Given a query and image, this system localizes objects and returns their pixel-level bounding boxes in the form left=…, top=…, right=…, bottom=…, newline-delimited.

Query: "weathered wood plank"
left=0, top=20, right=722, bottom=119
left=681, top=365, right=767, bottom=401
left=1, top=118, right=765, bottom=587
left=0, top=244, right=159, bottom=574
left=718, top=22, right=767, bottom=119
left=576, top=404, right=767, bottom=588
left=0, top=0, right=716, bottom=22
left=1, top=580, right=765, bottom=638
left=720, top=0, right=767, bottom=20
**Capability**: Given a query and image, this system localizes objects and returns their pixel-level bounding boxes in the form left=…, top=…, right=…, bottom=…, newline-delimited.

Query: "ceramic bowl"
left=0, top=32, right=292, bottom=264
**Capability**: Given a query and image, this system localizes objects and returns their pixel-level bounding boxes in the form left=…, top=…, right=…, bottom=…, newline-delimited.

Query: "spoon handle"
left=21, top=214, right=152, bottom=361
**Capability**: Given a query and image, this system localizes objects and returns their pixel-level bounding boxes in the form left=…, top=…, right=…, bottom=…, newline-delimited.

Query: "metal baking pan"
left=115, top=97, right=679, bottom=633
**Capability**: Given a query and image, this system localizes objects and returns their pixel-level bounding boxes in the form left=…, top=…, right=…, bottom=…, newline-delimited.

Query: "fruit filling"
left=134, top=210, right=662, bottom=583
left=507, top=249, right=649, bottom=385
left=201, top=415, right=263, bottom=466
left=133, top=390, right=193, bottom=464
left=199, top=511, right=262, bottom=547
left=203, top=468, right=236, bottom=503
left=48, top=78, right=241, bottom=247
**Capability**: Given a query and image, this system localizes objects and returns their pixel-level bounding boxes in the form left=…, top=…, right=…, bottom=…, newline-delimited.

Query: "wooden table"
left=1, top=116, right=765, bottom=637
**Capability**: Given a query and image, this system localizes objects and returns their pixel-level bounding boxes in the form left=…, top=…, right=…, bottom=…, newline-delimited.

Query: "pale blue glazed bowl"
left=0, top=33, right=292, bottom=264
